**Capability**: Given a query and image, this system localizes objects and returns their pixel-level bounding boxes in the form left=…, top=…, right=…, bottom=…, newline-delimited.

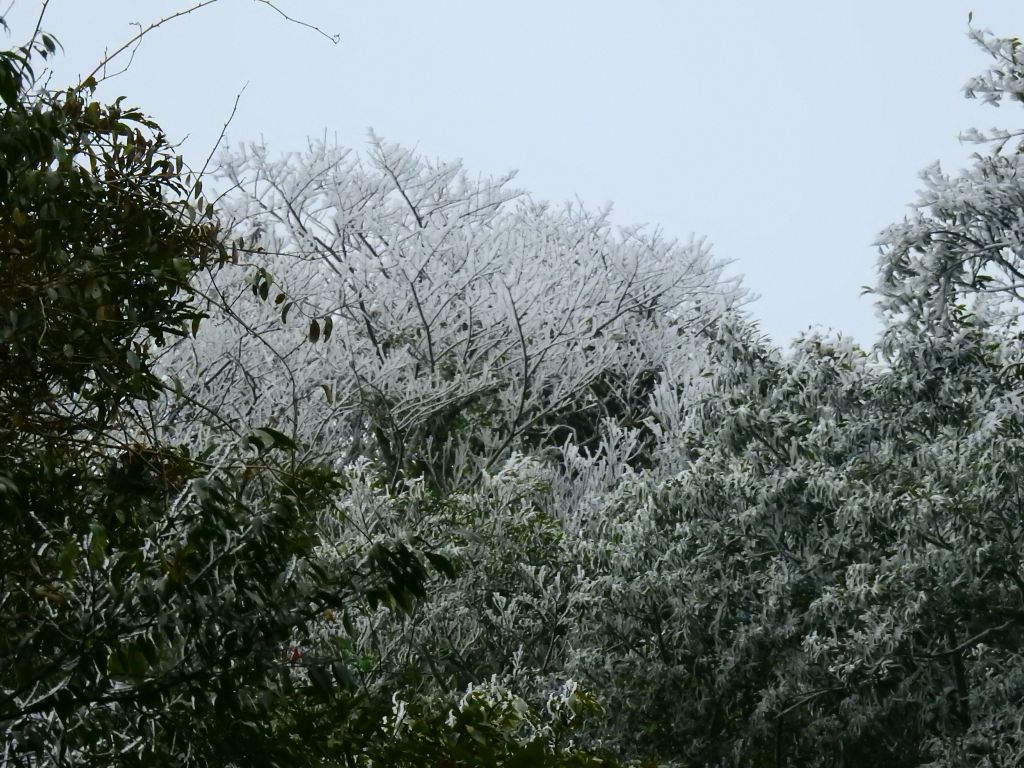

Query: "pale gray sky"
left=5, top=1, right=1022, bottom=344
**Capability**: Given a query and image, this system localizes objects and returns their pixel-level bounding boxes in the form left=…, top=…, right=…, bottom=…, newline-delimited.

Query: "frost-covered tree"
left=160, top=136, right=744, bottom=492
left=344, top=25, right=1024, bottom=768
left=0, top=23, right=566, bottom=768
left=540, top=27, right=1024, bottom=767
left=877, top=28, right=1024, bottom=335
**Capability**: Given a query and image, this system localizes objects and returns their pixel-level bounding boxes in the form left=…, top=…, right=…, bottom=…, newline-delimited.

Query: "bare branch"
left=195, top=81, right=247, bottom=182
left=81, top=0, right=337, bottom=88
left=253, top=0, right=339, bottom=44
left=81, top=0, right=222, bottom=87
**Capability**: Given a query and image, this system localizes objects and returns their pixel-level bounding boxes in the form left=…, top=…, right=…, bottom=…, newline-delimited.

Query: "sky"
left=4, top=0, right=1022, bottom=345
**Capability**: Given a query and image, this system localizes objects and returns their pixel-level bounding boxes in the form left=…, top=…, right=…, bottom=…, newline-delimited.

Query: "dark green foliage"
left=0, top=74, right=222, bottom=445
left=0, top=29, right=335, bottom=765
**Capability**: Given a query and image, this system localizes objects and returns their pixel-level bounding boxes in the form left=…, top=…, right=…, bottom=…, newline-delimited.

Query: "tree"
left=144, top=132, right=748, bottom=764
left=0, top=21, right=411, bottom=767
left=542, top=27, right=1024, bottom=767
left=877, top=28, right=1024, bottom=336
left=159, top=135, right=745, bottom=495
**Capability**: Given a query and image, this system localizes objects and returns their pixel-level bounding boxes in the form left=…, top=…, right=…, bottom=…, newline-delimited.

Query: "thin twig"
left=912, top=620, right=1016, bottom=660
left=253, top=0, right=340, bottom=44
left=81, top=0, right=338, bottom=88
left=81, top=0, right=222, bottom=87
left=16, top=0, right=49, bottom=79
left=196, top=81, right=248, bottom=182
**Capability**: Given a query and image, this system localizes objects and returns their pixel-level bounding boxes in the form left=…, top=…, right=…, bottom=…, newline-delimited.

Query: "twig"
left=912, top=620, right=1015, bottom=660
left=775, top=687, right=845, bottom=719
left=253, top=0, right=340, bottom=44
left=196, top=81, right=248, bottom=182
left=1, top=2, right=15, bottom=27
left=16, top=0, right=49, bottom=79
left=81, top=0, right=222, bottom=87
left=81, top=0, right=338, bottom=88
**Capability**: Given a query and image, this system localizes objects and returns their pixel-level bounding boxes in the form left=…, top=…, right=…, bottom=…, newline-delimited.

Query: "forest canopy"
left=3, top=8, right=1024, bottom=767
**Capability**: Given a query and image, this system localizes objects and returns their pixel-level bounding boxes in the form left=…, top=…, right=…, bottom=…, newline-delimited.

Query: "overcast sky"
left=5, top=0, right=1022, bottom=345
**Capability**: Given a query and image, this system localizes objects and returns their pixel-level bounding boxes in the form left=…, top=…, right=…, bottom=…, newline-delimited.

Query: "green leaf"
left=249, top=427, right=297, bottom=451
left=308, top=664, right=334, bottom=697
left=57, top=539, right=79, bottom=579
left=88, top=522, right=107, bottom=567
left=309, top=319, right=320, bottom=343
left=0, top=63, right=20, bottom=107
left=107, top=640, right=151, bottom=681
left=331, top=661, right=356, bottom=690
left=425, top=551, right=457, bottom=579
left=342, top=611, right=356, bottom=638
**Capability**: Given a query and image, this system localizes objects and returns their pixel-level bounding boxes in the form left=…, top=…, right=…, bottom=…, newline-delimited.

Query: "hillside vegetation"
left=4, top=16, right=1024, bottom=767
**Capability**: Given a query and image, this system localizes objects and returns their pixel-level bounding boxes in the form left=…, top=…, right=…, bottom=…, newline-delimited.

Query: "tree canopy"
left=6, top=11, right=1024, bottom=768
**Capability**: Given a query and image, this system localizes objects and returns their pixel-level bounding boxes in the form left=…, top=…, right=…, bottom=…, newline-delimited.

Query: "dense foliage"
left=6, top=12, right=1024, bottom=768
left=0, top=21, right=340, bottom=767
left=0, top=15, right=619, bottom=767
